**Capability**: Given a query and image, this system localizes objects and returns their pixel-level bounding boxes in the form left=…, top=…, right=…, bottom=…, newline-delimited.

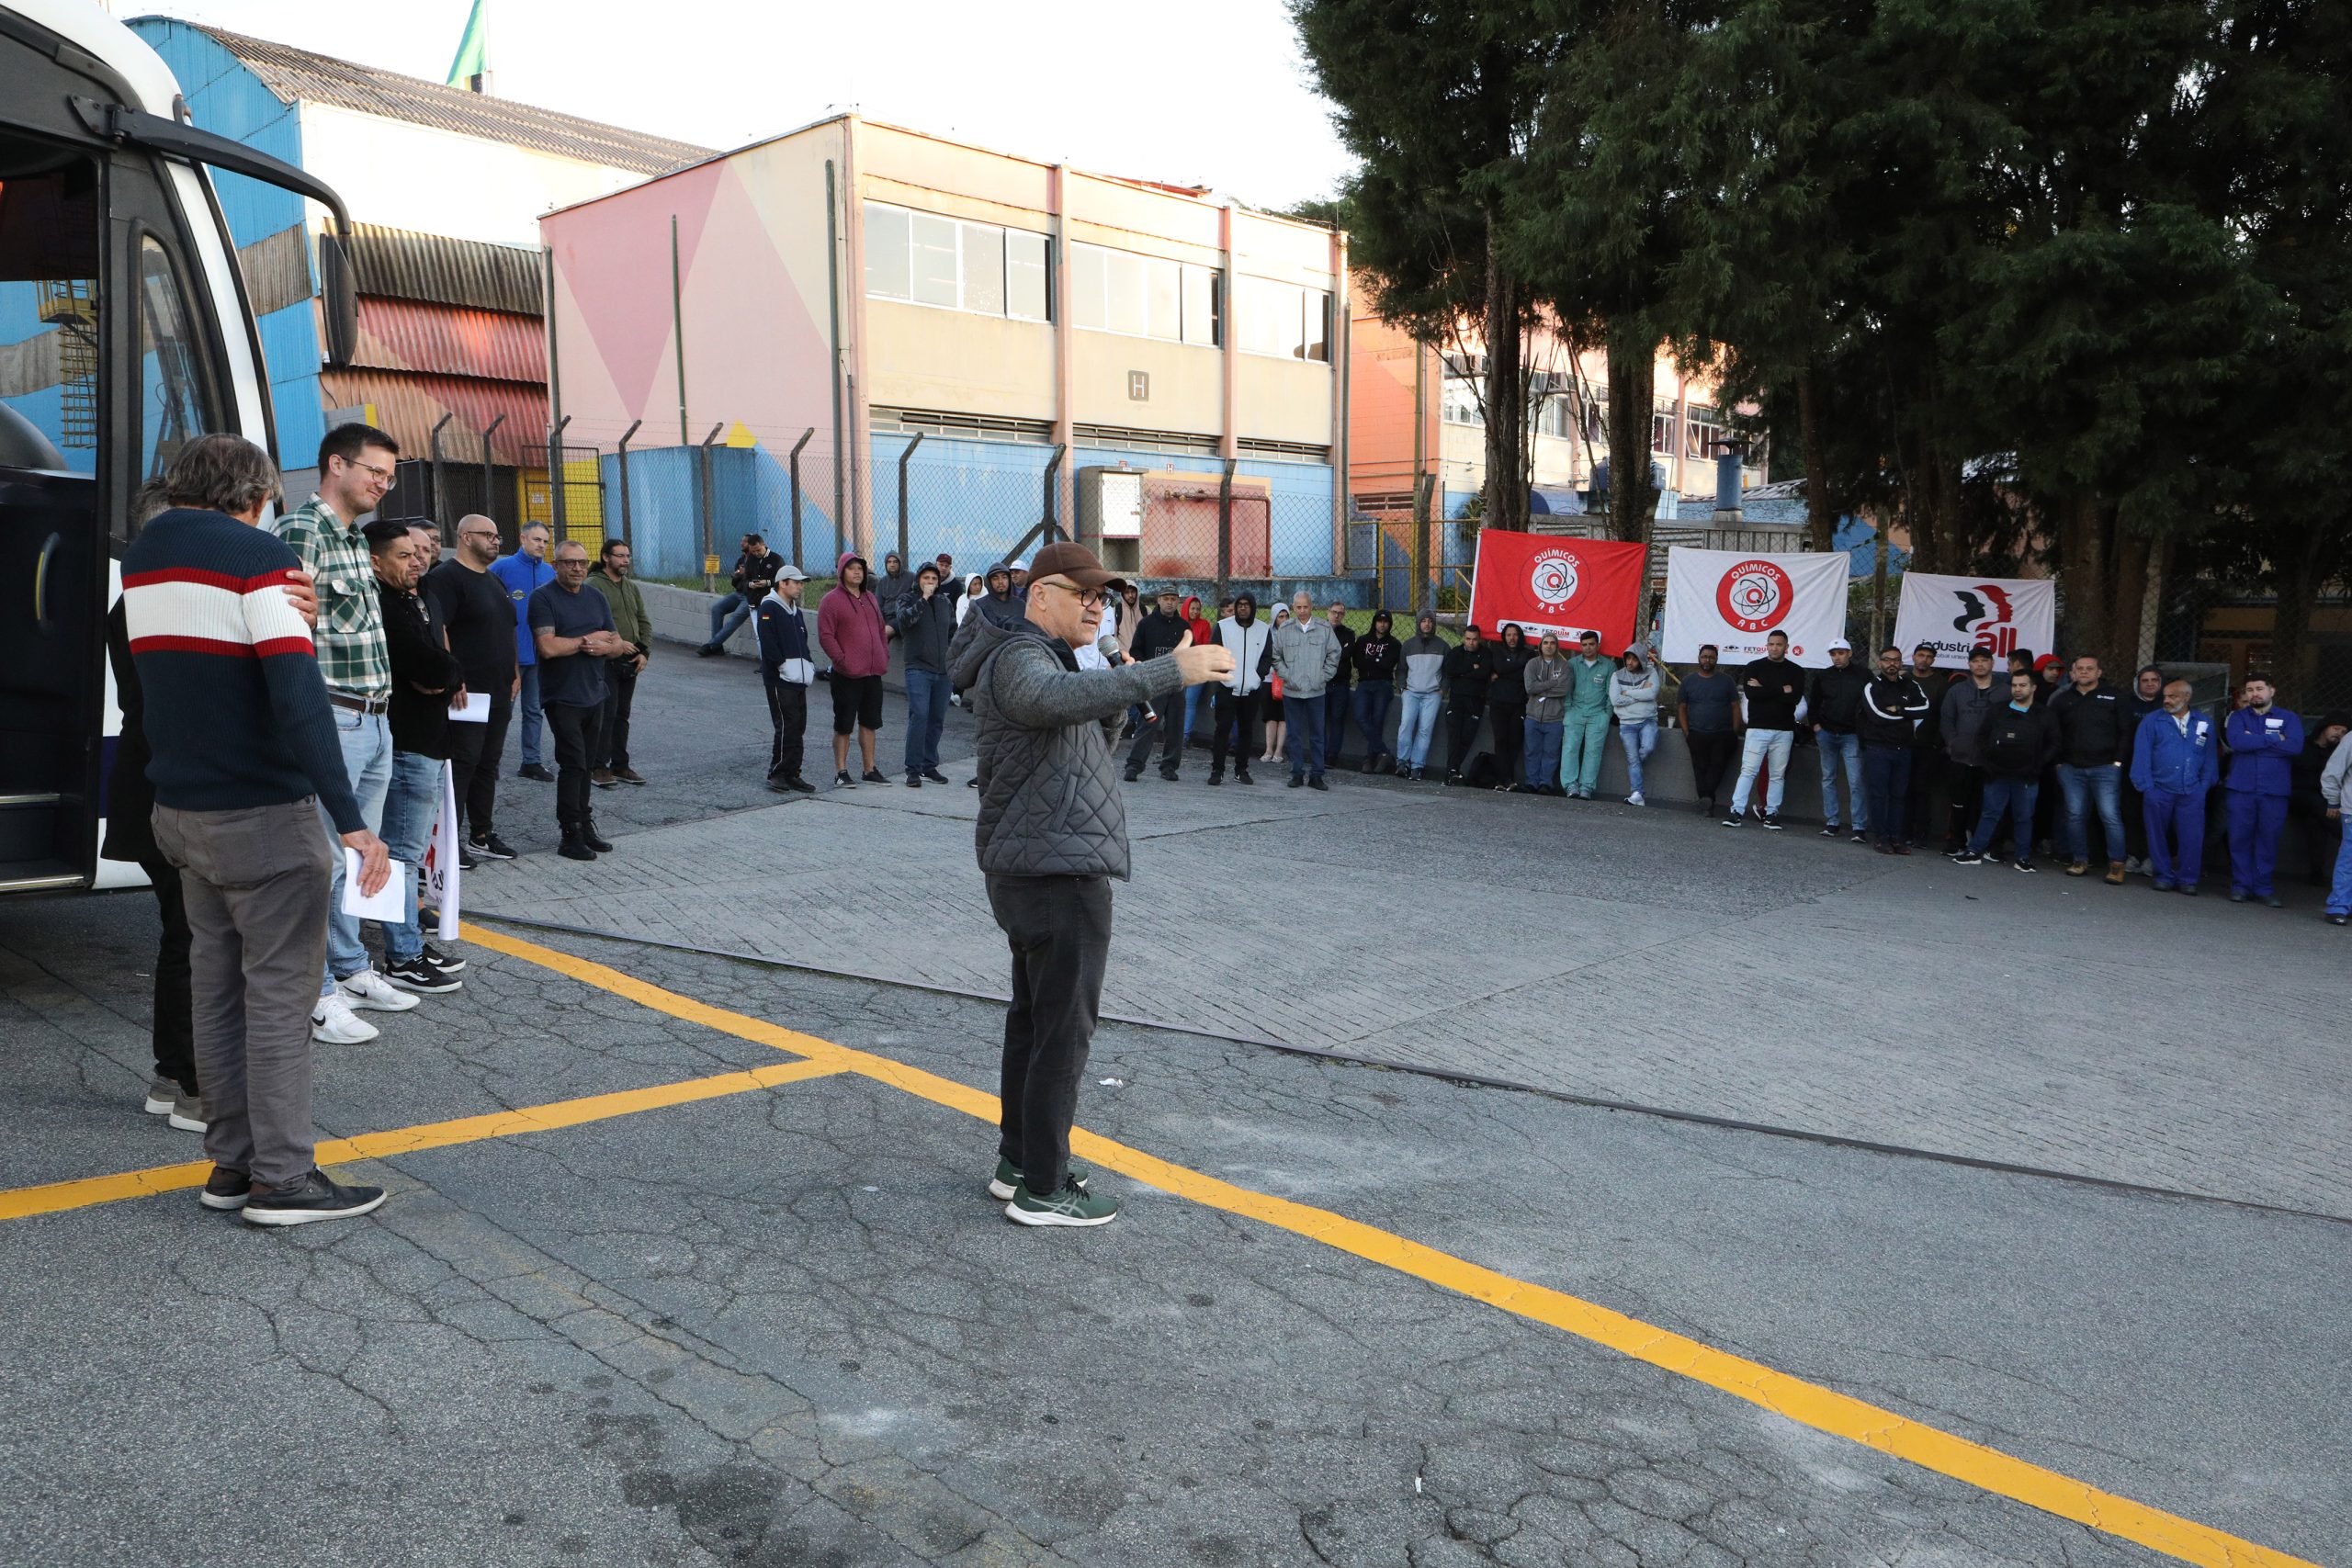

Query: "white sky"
left=122, top=0, right=1358, bottom=209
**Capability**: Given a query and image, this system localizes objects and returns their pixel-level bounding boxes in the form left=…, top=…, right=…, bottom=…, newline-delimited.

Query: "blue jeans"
left=1523, top=717, right=1563, bottom=786
left=318, top=707, right=392, bottom=992
left=2057, top=762, right=2125, bottom=864
left=379, top=750, right=442, bottom=964
left=904, top=668, right=950, bottom=775
left=1618, top=717, right=1657, bottom=796
left=1969, top=776, right=2040, bottom=859
left=1817, top=729, right=1866, bottom=830
left=1729, top=728, right=1793, bottom=815
left=517, top=663, right=544, bottom=766
left=1183, top=683, right=1205, bottom=743
left=707, top=591, right=751, bottom=648
left=1861, top=743, right=1912, bottom=845
left=1323, top=685, right=1351, bottom=766
left=1284, top=694, right=1326, bottom=779
left=1354, top=682, right=1395, bottom=762
left=2328, top=818, right=2352, bottom=917
left=1396, top=689, right=1441, bottom=768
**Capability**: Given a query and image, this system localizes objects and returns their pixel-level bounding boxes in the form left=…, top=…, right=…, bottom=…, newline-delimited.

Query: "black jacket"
left=892, top=584, right=958, bottom=674
left=1326, top=621, right=1358, bottom=688
left=1487, top=641, right=1534, bottom=708
left=100, top=602, right=155, bottom=863
left=1858, top=673, right=1930, bottom=747
left=1909, top=668, right=1951, bottom=751
left=2047, top=683, right=2134, bottom=767
left=1740, top=658, right=1805, bottom=730
left=381, top=581, right=465, bottom=761
left=1351, top=631, right=1400, bottom=683
left=1442, top=643, right=1495, bottom=703
left=1131, top=606, right=1192, bottom=662
left=1807, top=662, right=1869, bottom=733
left=1981, top=702, right=2060, bottom=779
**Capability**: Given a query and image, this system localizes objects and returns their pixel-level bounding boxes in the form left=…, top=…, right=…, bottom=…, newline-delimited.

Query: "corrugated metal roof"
left=346, top=222, right=543, bottom=315
left=320, top=369, right=548, bottom=467
left=192, top=24, right=711, bottom=175
left=353, top=296, right=545, bottom=384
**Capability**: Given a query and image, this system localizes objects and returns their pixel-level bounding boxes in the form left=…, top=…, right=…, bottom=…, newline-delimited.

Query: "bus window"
left=136, top=234, right=215, bottom=496
left=0, top=151, right=101, bottom=478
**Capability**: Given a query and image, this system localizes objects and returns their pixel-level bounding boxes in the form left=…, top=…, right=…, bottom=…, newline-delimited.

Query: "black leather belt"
left=329, top=692, right=390, bottom=715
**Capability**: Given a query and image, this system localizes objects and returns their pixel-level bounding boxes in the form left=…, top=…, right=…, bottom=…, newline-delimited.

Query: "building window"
left=1236, top=274, right=1332, bottom=361
left=864, top=200, right=1051, bottom=322
left=1441, top=376, right=1481, bottom=426
left=1684, top=403, right=1723, bottom=459
left=1069, top=241, right=1218, bottom=345
left=1532, top=371, right=1573, bottom=438
left=1652, top=405, right=1677, bottom=457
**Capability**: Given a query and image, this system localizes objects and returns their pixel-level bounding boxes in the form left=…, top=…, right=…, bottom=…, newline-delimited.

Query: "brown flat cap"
left=1025, top=539, right=1127, bottom=592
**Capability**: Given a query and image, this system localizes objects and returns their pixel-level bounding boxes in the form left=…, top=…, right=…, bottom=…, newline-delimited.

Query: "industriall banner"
left=1892, top=572, right=2058, bottom=670
left=1464, top=531, right=1645, bottom=653
left=1659, top=547, right=1849, bottom=664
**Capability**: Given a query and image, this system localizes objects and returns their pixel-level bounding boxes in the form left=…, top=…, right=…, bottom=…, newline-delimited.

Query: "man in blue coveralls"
left=2131, top=678, right=2220, bottom=896
left=2222, top=675, right=2303, bottom=906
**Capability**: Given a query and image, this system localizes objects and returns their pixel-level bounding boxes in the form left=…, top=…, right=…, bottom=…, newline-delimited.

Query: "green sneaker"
left=989, top=1156, right=1090, bottom=1201
left=1005, top=1178, right=1119, bottom=1227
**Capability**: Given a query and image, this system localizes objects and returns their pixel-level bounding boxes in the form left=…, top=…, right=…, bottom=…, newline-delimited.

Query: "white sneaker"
left=338, top=967, right=420, bottom=1012
left=311, top=994, right=380, bottom=1044
left=1627, top=790, right=1645, bottom=806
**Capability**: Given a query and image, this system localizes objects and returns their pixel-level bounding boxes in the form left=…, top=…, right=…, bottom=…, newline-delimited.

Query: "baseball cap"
left=1024, top=539, right=1126, bottom=592
left=775, top=563, right=808, bottom=581
left=1915, top=641, right=1937, bottom=653
left=1827, top=637, right=1852, bottom=651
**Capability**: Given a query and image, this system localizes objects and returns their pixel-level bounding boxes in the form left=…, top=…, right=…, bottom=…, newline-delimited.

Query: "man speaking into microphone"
left=945, top=541, right=1234, bottom=1227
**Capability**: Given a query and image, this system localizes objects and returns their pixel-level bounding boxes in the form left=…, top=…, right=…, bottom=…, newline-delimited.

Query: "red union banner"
left=1464, top=531, right=1645, bottom=654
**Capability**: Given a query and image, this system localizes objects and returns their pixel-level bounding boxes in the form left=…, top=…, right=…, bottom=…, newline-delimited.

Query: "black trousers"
left=1687, top=729, right=1736, bottom=801
left=136, top=852, right=196, bottom=1093
left=446, top=694, right=511, bottom=839
left=986, top=872, right=1112, bottom=1196
left=764, top=674, right=808, bottom=779
left=1212, top=686, right=1263, bottom=773
left=1905, top=745, right=1939, bottom=842
left=545, top=701, right=606, bottom=832
left=1446, top=698, right=1486, bottom=774
left=1489, top=704, right=1525, bottom=786
left=595, top=660, right=638, bottom=771
left=1945, top=759, right=1987, bottom=848
left=1125, top=703, right=1182, bottom=776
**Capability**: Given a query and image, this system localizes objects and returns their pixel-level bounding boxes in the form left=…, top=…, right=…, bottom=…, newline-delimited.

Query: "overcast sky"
left=125, top=0, right=1358, bottom=209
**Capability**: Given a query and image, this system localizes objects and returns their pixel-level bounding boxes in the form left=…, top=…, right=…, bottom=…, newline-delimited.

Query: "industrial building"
left=540, top=115, right=1347, bottom=581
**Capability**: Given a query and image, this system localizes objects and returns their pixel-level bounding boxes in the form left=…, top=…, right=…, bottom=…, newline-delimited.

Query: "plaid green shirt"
left=274, top=494, right=391, bottom=700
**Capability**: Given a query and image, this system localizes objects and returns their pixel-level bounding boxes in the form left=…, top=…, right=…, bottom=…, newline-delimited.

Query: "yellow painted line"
left=0, top=1056, right=843, bottom=1224
left=459, top=919, right=2321, bottom=1568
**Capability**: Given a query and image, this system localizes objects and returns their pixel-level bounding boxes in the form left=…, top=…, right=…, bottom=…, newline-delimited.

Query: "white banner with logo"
left=1893, top=572, right=2058, bottom=670
left=1659, top=547, right=1850, bottom=665
left=422, top=761, right=461, bottom=942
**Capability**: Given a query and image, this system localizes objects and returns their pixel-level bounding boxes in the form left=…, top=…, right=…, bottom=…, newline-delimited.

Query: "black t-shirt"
left=424, top=558, right=518, bottom=693
left=526, top=581, right=616, bottom=709
left=1741, top=657, right=1804, bottom=729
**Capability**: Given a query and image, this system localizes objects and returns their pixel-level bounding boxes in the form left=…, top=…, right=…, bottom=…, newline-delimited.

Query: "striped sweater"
left=121, top=508, right=365, bottom=832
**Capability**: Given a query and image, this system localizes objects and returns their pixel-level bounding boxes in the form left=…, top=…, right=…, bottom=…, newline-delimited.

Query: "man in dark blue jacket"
left=2131, top=679, right=2221, bottom=894
left=1124, top=587, right=1194, bottom=783
left=757, top=566, right=816, bottom=793
left=2222, top=676, right=2304, bottom=905
left=895, top=561, right=957, bottom=786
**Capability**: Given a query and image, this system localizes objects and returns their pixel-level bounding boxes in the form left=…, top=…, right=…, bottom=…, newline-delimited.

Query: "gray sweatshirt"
left=1521, top=655, right=1570, bottom=724
left=1271, top=618, right=1342, bottom=700
left=1399, top=631, right=1450, bottom=695
left=1611, top=667, right=1661, bottom=723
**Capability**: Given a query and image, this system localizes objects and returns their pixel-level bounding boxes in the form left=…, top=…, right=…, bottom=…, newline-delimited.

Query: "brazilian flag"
left=445, top=0, right=488, bottom=87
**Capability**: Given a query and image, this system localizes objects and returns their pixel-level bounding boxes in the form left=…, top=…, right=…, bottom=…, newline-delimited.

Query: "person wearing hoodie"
left=2132, top=677, right=2221, bottom=893
left=1439, top=623, right=1494, bottom=784
left=872, top=550, right=914, bottom=627
left=1271, top=589, right=1344, bottom=788
left=1953, top=670, right=2059, bottom=870
left=1808, top=639, right=1870, bottom=840
left=1211, top=592, right=1272, bottom=784
left=1320, top=602, right=1358, bottom=769
left=1124, top=587, right=1195, bottom=782
left=2317, top=716, right=2352, bottom=924
left=1520, top=633, right=1569, bottom=794
left=1260, top=604, right=1291, bottom=763
left=974, top=562, right=1024, bottom=630
left=1181, top=594, right=1216, bottom=744
left=1611, top=645, right=1662, bottom=805
left=2120, top=663, right=2165, bottom=872
left=1487, top=625, right=1533, bottom=792
left=1350, top=611, right=1401, bottom=772
left=1939, top=647, right=2007, bottom=851
left=1559, top=631, right=1615, bottom=800
left=2222, top=675, right=2304, bottom=906
left=894, top=561, right=958, bottom=786
left=756, top=564, right=816, bottom=793
left=2290, top=712, right=2347, bottom=890
left=818, top=551, right=892, bottom=787
left=944, top=540, right=1234, bottom=1226
left=1395, top=613, right=1449, bottom=779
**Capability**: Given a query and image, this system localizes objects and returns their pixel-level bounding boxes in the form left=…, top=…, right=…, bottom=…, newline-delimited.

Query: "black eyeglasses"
left=1035, top=581, right=1109, bottom=610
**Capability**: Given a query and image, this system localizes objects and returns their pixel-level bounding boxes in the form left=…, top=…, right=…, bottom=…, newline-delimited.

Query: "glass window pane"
left=1106, top=250, right=1147, bottom=335
left=864, top=203, right=910, bottom=299
left=1181, top=265, right=1216, bottom=345
left=1007, top=231, right=1049, bottom=320
left=910, top=212, right=958, bottom=308
left=137, top=236, right=212, bottom=482
left=1069, top=244, right=1105, bottom=329
left=1146, top=257, right=1182, bottom=341
left=1303, top=288, right=1329, bottom=361
left=962, top=222, right=1004, bottom=316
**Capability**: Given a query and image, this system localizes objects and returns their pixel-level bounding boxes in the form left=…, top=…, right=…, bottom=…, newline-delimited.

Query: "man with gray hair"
left=1272, top=589, right=1343, bottom=790
left=528, top=540, right=637, bottom=860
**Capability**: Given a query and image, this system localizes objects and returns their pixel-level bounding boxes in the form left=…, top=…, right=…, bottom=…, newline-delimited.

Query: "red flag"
left=1465, top=532, right=1645, bottom=655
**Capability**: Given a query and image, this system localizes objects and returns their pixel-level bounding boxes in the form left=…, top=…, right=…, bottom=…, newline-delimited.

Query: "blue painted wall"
left=602, top=445, right=845, bottom=581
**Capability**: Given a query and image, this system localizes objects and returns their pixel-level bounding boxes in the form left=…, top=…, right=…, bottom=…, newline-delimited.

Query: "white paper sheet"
left=340, top=850, right=409, bottom=921
left=449, top=692, right=491, bottom=723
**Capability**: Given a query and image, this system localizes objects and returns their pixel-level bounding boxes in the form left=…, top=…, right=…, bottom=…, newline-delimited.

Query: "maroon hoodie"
left=818, top=550, right=889, bottom=677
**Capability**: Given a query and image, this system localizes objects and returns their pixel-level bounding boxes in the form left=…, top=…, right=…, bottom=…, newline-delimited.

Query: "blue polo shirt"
left=490, top=550, right=555, bottom=667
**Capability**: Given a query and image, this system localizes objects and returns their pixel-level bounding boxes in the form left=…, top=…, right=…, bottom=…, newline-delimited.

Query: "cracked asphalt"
left=2, top=648, right=2346, bottom=1567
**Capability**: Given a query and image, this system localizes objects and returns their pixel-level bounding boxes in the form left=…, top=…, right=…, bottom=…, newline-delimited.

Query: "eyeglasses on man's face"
left=1036, top=581, right=1109, bottom=610
left=342, top=457, right=394, bottom=484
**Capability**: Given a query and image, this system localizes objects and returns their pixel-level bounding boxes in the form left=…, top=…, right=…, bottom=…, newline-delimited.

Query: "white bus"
left=0, top=0, right=356, bottom=897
